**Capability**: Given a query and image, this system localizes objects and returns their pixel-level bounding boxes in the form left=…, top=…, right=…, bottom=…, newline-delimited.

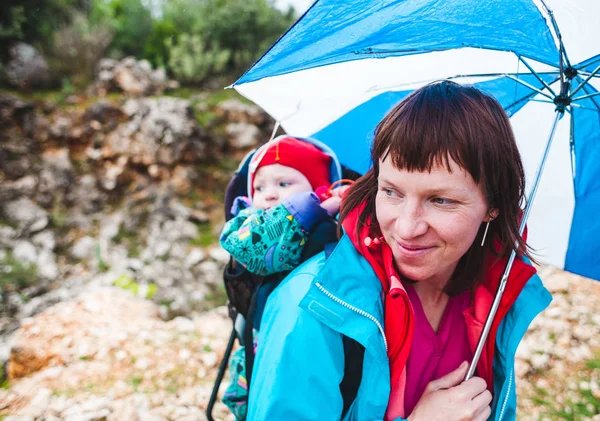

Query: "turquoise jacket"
left=247, top=234, right=552, bottom=420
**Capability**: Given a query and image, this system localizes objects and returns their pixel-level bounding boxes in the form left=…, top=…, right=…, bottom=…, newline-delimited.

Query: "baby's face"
left=252, top=164, right=313, bottom=210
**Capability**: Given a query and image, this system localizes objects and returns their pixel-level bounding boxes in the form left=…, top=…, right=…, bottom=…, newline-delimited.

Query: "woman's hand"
left=407, top=362, right=492, bottom=421
left=320, top=185, right=351, bottom=216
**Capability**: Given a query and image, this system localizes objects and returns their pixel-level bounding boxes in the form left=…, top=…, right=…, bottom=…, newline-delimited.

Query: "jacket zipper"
left=315, top=282, right=388, bottom=352
left=498, top=369, right=513, bottom=421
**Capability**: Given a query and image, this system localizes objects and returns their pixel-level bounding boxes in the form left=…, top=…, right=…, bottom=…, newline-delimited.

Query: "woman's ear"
left=485, top=208, right=499, bottom=222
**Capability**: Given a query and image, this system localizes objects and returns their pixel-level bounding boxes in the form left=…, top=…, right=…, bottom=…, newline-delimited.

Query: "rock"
left=0, top=226, right=17, bottom=248
left=32, top=231, right=56, bottom=251
left=7, top=345, right=61, bottom=380
left=19, top=388, right=52, bottom=418
left=72, top=236, right=96, bottom=260
left=540, top=267, right=571, bottom=293
left=4, top=42, right=53, bottom=90
left=50, top=117, right=73, bottom=138
left=184, top=248, right=206, bottom=268
left=153, top=240, right=171, bottom=258
left=216, top=99, right=266, bottom=125
left=94, top=57, right=176, bottom=96
left=208, top=247, right=229, bottom=265
left=515, top=359, right=531, bottom=377
left=84, top=100, right=124, bottom=125
left=530, top=353, right=550, bottom=370
left=114, top=65, right=152, bottom=96
left=102, top=156, right=130, bottom=191
left=226, top=122, right=262, bottom=149
left=195, top=261, right=221, bottom=285
left=64, top=409, right=111, bottom=421
left=71, top=174, right=106, bottom=214
left=3, top=416, right=35, bottom=421
left=0, top=176, right=37, bottom=202
left=37, top=249, right=59, bottom=280
left=170, top=165, right=195, bottom=194
left=103, top=97, right=206, bottom=167
left=12, top=241, right=38, bottom=264
left=138, top=412, right=168, bottom=421
left=3, top=198, right=49, bottom=233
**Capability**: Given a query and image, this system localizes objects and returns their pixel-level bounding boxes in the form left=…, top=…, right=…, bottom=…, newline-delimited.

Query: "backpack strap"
left=340, top=335, right=365, bottom=418
left=325, top=241, right=365, bottom=418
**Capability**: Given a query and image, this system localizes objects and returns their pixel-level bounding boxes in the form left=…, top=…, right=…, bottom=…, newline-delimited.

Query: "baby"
left=220, top=136, right=343, bottom=276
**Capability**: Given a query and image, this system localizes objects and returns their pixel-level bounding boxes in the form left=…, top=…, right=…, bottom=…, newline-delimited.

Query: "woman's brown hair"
left=340, top=80, right=531, bottom=296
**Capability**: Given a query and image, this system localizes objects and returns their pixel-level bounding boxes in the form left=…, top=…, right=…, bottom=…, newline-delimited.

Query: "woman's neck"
left=409, top=281, right=450, bottom=333
left=410, top=281, right=448, bottom=306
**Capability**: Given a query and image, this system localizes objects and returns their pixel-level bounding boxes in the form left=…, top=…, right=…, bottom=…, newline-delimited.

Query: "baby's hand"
left=320, top=196, right=342, bottom=216
left=329, top=185, right=351, bottom=198
left=319, top=184, right=351, bottom=215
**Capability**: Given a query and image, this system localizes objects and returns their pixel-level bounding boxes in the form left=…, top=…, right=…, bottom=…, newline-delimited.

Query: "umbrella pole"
left=465, top=109, right=564, bottom=381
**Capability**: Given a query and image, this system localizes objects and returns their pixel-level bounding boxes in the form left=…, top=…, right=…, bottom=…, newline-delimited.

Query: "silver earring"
left=481, top=221, right=491, bottom=246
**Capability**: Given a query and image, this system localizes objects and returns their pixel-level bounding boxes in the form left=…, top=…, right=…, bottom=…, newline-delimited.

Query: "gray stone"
left=20, top=387, right=52, bottom=418
left=184, top=248, right=206, bottom=268
left=4, top=42, right=53, bottom=90
left=0, top=226, right=17, bottom=248
left=72, top=236, right=96, bottom=260
left=3, top=198, right=49, bottom=233
left=208, top=247, right=229, bottom=265
left=226, top=122, right=261, bottom=149
left=32, top=231, right=56, bottom=251
left=37, top=249, right=59, bottom=280
left=12, top=241, right=37, bottom=263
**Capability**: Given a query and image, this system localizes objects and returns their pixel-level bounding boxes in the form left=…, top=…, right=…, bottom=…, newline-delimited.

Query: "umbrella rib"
left=576, top=55, right=600, bottom=72
left=540, top=0, right=572, bottom=68
left=571, top=64, right=600, bottom=97
left=502, top=74, right=554, bottom=100
left=518, top=56, right=557, bottom=96
left=532, top=99, right=596, bottom=111
left=448, top=71, right=559, bottom=79
left=573, top=76, right=600, bottom=112
left=572, top=91, right=600, bottom=102
left=504, top=76, right=560, bottom=114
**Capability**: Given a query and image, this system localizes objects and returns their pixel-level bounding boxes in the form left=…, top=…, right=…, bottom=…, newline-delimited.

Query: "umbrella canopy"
left=233, top=0, right=600, bottom=281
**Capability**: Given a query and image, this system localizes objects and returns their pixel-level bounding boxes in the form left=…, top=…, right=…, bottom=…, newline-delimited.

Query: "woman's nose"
left=394, top=201, right=428, bottom=239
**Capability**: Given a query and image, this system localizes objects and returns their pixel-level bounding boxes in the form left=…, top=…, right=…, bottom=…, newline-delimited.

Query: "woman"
left=247, top=81, right=552, bottom=421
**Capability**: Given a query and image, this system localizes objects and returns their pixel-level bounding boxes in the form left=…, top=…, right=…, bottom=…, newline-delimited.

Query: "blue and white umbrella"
left=232, top=0, right=600, bottom=284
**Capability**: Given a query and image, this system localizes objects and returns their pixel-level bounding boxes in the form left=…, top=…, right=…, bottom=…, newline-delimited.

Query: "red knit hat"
left=250, top=137, right=332, bottom=196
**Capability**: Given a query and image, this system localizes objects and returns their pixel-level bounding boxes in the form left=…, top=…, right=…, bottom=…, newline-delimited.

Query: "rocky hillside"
left=0, top=84, right=273, bottom=360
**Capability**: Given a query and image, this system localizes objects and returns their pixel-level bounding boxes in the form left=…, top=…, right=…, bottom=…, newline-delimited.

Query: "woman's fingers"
left=427, top=361, right=468, bottom=392
left=458, top=376, right=488, bottom=399
left=471, top=403, right=492, bottom=421
left=467, top=388, right=492, bottom=421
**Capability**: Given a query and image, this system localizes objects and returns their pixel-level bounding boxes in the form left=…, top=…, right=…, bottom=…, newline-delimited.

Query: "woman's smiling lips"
left=395, top=241, right=436, bottom=258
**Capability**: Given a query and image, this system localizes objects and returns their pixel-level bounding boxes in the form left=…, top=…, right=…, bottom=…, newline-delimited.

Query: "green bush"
left=0, top=0, right=86, bottom=60
left=50, top=12, right=113, bottom=87
left=195, top=0, right=295, bottom=73
left=91, top=0, right=153, bottom=59
left=142, top=20, right=178, bottom=69
left=167, top=33, right=230, bottom=84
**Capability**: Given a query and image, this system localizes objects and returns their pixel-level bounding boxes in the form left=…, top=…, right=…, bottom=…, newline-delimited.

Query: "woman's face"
left=375, top=157, right=491, bottom=287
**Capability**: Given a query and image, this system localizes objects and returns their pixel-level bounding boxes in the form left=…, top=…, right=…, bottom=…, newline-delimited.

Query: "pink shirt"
left=400, top=285, right=473, bottom=417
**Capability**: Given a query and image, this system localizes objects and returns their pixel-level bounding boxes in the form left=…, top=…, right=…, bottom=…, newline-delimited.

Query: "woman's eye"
left=432, top=197, right=451, bottom=205
left=383, top=188, right=397, bottom=197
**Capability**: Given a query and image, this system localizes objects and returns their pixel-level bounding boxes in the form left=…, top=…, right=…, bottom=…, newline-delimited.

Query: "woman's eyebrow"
left=379, top=178, right=469, bottom=196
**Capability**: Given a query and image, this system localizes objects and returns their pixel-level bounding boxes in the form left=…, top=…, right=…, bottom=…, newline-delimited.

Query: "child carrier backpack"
left=206, top=145, right=365, bottom=421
